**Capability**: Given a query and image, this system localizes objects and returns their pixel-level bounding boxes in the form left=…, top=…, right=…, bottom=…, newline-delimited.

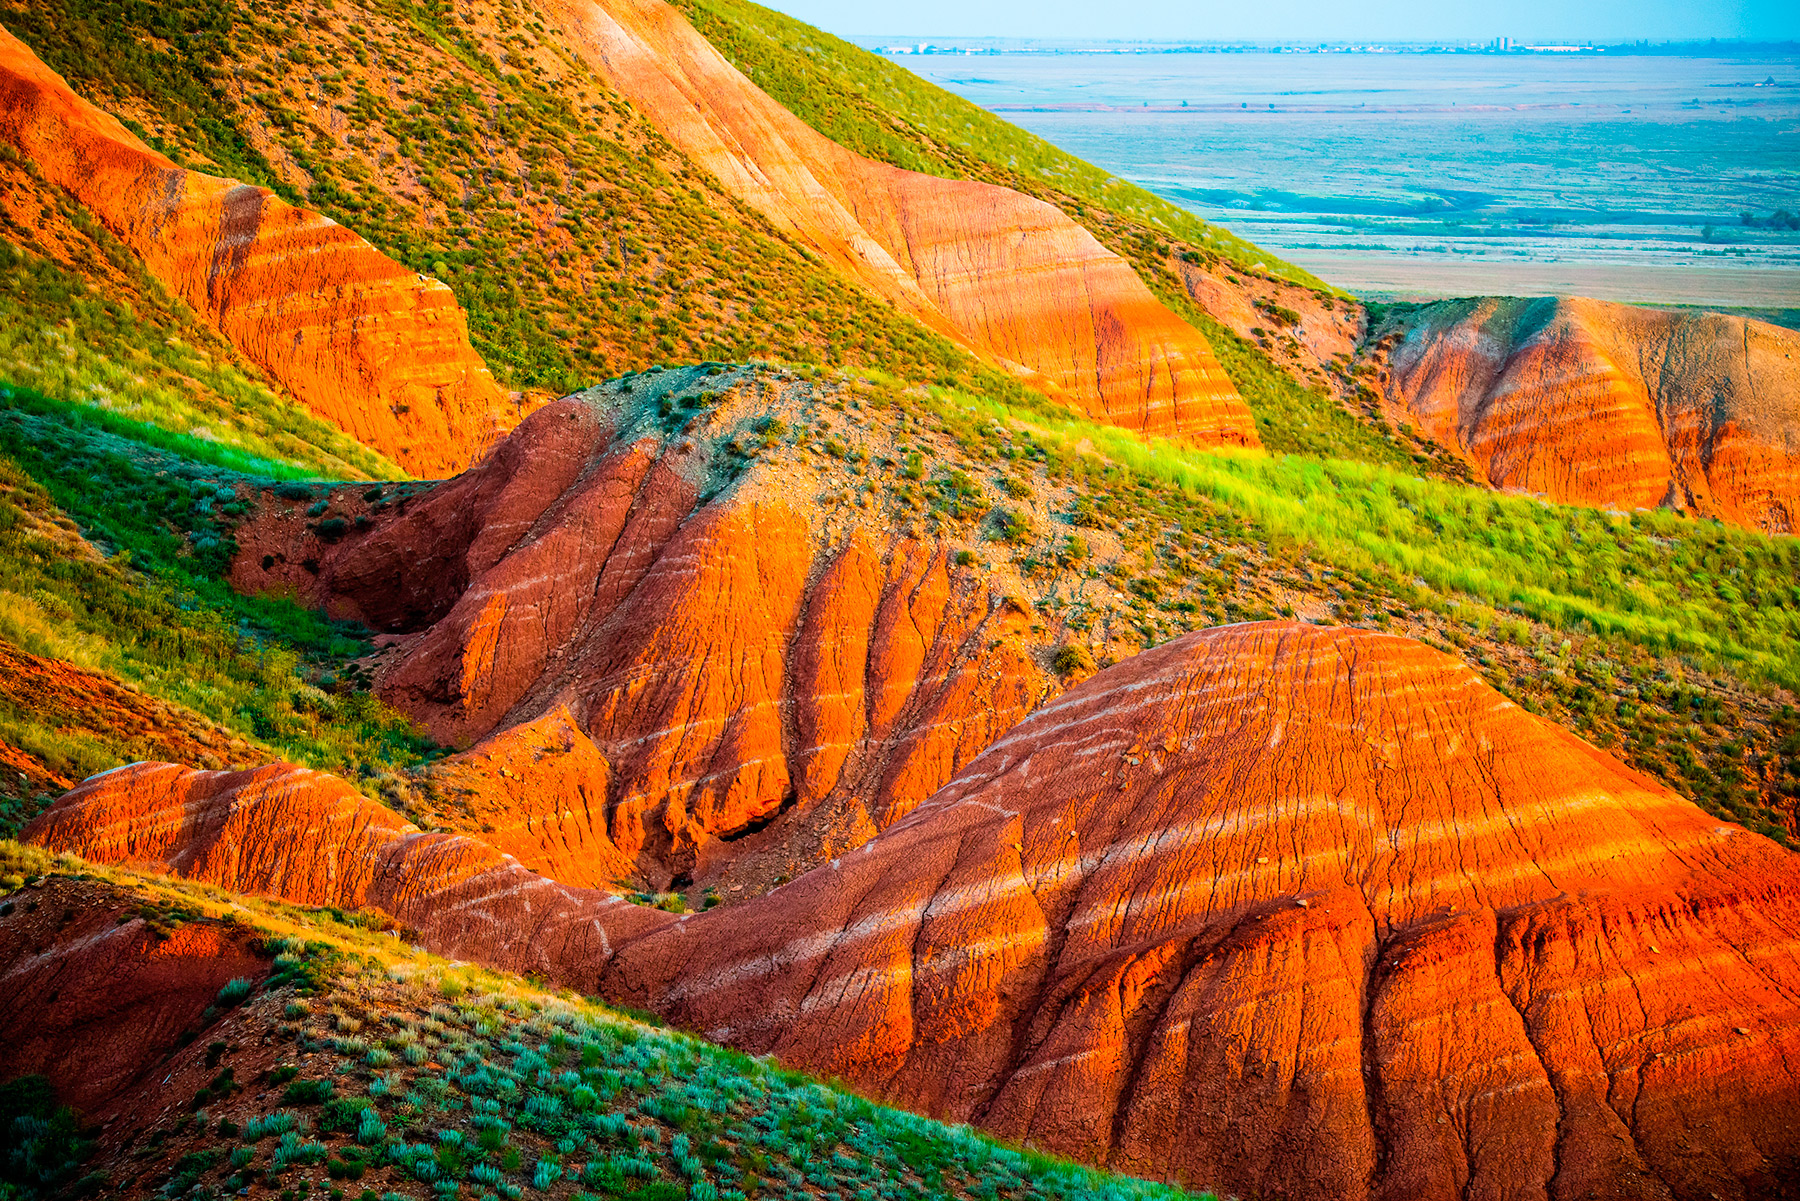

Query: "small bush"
left=282, top=1079, right=335, bottom=1106
left=990, top=508, right=1032, bottom=545
left=215, top=977, right=254, bottom=1006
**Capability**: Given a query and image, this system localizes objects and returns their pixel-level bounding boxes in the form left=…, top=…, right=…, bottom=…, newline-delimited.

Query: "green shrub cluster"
left=0, top=1075, right=95, bottom=1199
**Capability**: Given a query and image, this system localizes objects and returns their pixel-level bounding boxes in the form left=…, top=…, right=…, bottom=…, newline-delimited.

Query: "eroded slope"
left=1369, top=296, right=1800, bottom=531
left=0, top=23, right=518, bottom=477
left=226, top=370, right=1057, bottom=889
left=28, top=623, right=1800, bottom=1200
left=539, top=0, right=1253, bottom=443
left=603, top=622, right=1800, bottom=1201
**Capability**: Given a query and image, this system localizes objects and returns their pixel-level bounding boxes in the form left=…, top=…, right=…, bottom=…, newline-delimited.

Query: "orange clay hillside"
left=1368, top=296, right=1800, bottom=532
left=26, top=622, right=1800, bottom=1201
left=221, top=372, right=1056, bottom=891
left=541, top=0, right=1253, bottom=443
left=0, top=23, right=520, bottom=477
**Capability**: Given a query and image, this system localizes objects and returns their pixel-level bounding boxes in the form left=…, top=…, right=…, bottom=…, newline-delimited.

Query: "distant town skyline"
left=763, top=0, right=1799, bottom=45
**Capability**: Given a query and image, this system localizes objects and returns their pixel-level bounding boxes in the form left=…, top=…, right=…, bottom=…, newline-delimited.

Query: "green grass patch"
left=0, top=386, right=433, bottom=791
left=929, top=386, right=1800, bottom=688
left=0, top=189, right=398, bottom=479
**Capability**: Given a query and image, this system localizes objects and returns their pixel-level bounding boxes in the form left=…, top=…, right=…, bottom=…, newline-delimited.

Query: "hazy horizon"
left=764, top=0, right=1800, bottom=46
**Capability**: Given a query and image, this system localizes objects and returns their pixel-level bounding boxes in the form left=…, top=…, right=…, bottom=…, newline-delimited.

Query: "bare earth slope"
left=28, top=623, right=1800, bottom=1200
left=606, top=621, right=1800, bottom=1201
left=0, top=875, right=271, bottom=1113
left=0, top=23, right=518, bottom=477
left=1374, top=296, right=1800, bottom=531
left=225, top=372, right=1053, bottom=889
left=542, top=0, right=1254, bottom=444
left=22, top=761, right=676, bottom=982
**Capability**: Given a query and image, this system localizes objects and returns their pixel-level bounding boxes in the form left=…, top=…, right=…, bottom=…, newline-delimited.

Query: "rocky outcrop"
left=1376, top=296, right=1800, bottom=531
left=540, top=0, right=1253, bottom=444
left=0, top=23, right=518, bottom=477
left=421, top=707, right=637, bottom=890
left=604, top=622, right=1800, bottom=1201
left=22, top=762, right=675, bottom=985
left=228, top=375, right=1054, bottom=888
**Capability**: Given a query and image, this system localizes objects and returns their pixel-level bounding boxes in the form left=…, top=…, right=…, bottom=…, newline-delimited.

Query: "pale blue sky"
left=762, top=0, right=1798, bottom=44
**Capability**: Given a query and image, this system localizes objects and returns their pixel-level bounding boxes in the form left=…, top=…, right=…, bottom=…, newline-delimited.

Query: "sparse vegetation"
left=1, top=0, right=1033, bottom=400
left=0, top=854, right=1220, bottom=1201
left=670, top=0, right=1327, bottom=292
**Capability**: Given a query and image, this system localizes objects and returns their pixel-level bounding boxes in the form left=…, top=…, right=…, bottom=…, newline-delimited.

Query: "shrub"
left=990, top=507, right=1032, bottom=545
left=216, top=977, right=254, bottom=1006
left=241, top=1112, right=297, bottom=1141
left=283, top=1079, right=335, bottom=1105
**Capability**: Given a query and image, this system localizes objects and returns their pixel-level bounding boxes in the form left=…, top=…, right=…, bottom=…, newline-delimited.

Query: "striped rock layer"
left=22, top=761, right=676, bottom=981
left=539, top=0, right=1254, bottom=444
left=228, top=392, right=1051, bottom=887
left=606, top=622, right=1800, bottom=1201
left=1384, top=296, right=1800, bottom=531
left=27, top=623, right=1800, bottom=1200
left=0, top=23, right=516, bottom=477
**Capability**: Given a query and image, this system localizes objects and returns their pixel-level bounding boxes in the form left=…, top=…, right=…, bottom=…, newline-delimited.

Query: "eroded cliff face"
left=536, top=0, right=1254, bottom=444
left=1372, top=296, right=1800, bottom=531
left=225, top=370, right=1054, bottom=889
left=21, top=762, right=675, bottom=986
left=0, top=875, right=271, bottom=1113
left=29, top=623, right=1800, bottom=1200
left=0, top=23, right=520, bottom=478
left=604, top=622, right=1800, bottom=1201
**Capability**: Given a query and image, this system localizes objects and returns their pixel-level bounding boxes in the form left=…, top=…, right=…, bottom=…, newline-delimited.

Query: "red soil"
left=0, top=23, right=519, bottom=477
left=539, top=0, right=1255, bottom=445
left=228, top=393, right=1051, bottom=888
left=21, top=762, right=675, bottom=989
left=603, top=621, right=1800, bottom=1201
left=0, top=637, right=265, bottom=777
left=0, top=877, right=269, bottom=1113
left=1377, top=296, right=1800, bottom=531
left=29, top=624, right=1800, bottom=1198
